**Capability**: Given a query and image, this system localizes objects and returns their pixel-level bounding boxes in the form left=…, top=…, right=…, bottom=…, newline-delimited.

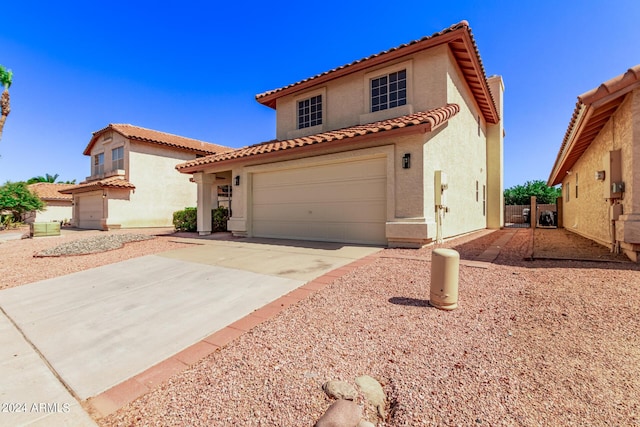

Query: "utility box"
left=434, top=170, right=448, bottom=206
left=610, top=203, right=623, bottom=221
left=30, top=222, right=61, bottom=237
left=429, top=248, right=459, bottom=310
left=603, top=150, right=622, bottom=199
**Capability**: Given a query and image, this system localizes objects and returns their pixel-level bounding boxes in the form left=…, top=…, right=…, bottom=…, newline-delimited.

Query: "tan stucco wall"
left=25, top=201, right=72, bottom=224
left=420, top=50, right=489, bottom=238
left=274, top=45, right=450, bottom=140
left=561, top=89, right=637, bottom=251
left=106, top=142, right=198, bottom=228
left=35, top=202, right=73, bottom=223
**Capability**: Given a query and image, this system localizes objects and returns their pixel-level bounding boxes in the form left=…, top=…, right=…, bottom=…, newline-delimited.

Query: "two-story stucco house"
left=548, top=65, right=640, bottom=261
left=176, top=21, right=504, bottom=248
left=62, top=124, right=232, bottom=230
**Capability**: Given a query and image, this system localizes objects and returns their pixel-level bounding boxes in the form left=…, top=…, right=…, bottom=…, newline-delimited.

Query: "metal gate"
left=504, top=204, right=531, bottom=228
left=536, top=202, right=558, bottom=228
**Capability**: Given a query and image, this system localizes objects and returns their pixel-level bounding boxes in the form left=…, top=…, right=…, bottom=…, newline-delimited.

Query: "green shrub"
left=173, top=207, right=197, bottom=232
left=212, top=206, right=229, bottom=232
left=173, top=206, right=230, bottom=232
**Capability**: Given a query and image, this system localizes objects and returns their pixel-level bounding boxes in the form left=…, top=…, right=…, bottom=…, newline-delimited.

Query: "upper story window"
left=371, top=69, right=407, bottom=112
left=298, top=95, right=322, bottom=129
left=112, top=146, right=124, bottom=171
left=93, top=153, right=104, bottom=176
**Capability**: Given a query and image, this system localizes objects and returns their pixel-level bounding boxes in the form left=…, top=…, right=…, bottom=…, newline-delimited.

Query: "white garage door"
left=78, top=194, right=103, bottom=229
left=252, top=157, right=387, bottom=245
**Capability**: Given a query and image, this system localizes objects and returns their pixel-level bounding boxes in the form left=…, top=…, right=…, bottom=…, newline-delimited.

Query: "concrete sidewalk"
left=0, top=238, right=380, bottom=425
left=0, top=309, right=97, bottom=426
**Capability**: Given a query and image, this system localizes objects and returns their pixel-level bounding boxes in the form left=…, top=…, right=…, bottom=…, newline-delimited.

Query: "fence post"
left=530, top=196, right=537, bottom=228
left=556, top=197, right=563, bottom=228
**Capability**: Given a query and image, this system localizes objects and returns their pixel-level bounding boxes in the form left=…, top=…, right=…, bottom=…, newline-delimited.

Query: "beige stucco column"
left=193, top=172, right=215, bottom=235
left=71, top=195, right=80, bottom=227
left=486, top=75, right=505, bottom=229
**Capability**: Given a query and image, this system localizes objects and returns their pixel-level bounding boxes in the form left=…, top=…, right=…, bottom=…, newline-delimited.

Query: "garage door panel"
left=254, top=199, right=385, bottom=223
left=252, top=158, right=387, bottom=245
left=253, top=178, right=385, bottom=205
left=78, top=194, right=103, bottom=229
left=253, top=161, right=385, bottom=189
left=252, top=220, right=385, bottom=245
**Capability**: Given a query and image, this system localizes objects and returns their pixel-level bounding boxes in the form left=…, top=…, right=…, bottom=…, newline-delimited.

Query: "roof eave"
left=548, top=104, right=589, bottom=186
left=255, top=26, right=498, bottom=124
left=256, top=28, right=466, bottom=108
left=176, top=122, right=434, bottom=174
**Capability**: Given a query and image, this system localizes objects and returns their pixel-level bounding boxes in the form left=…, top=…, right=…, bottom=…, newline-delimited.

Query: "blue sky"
left=1, top=1, right=639, bottom=188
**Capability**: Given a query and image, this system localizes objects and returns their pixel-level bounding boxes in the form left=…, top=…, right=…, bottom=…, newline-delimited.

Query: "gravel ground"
left=99, top=229, right=640, bottom=426
left=0, top=228, right=191, bottom=290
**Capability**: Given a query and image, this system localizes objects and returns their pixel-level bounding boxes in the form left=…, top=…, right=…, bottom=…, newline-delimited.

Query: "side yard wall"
left=561, top=90, right=634, bottom=249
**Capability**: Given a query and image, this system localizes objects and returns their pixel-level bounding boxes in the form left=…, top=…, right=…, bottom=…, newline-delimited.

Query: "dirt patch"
left=533, top=228, right=630, bottom=262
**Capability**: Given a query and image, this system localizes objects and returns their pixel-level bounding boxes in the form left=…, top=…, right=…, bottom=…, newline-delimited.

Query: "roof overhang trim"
left=255, top=22, right=499, bottom=124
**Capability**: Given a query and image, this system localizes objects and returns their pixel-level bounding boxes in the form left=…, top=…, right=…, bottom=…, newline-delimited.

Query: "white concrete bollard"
left=429, top=248, right=460, bottom=310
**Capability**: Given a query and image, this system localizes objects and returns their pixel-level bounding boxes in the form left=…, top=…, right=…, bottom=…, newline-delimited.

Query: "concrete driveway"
left=0, top=238, right=380, bottom=426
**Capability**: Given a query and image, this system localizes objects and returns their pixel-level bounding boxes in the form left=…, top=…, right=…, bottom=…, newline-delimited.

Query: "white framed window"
left=298, top=95, right=322, bottom=129
left=112, top=146, right=124, bottom=171
left=93, top=153, right=104, bottom=176
left=370, top=69, right=407, bottom=112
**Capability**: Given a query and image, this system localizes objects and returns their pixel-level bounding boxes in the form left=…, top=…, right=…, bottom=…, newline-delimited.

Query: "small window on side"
left=371, top=69, right=407, bottom=112
left=297, top=95, right=322, bottom=129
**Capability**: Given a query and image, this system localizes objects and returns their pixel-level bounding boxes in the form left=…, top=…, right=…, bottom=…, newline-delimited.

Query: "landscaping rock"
left=355, top=375, right=386, bottom=418
left=35, top=233, right=154, bottom=257
left=322, top=380, right=358, bottom=400
left=315, top=399, right=362, bottom=427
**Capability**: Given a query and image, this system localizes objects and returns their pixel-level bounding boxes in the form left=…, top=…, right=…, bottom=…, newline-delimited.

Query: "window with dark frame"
left=566, top=182, right=570, bottom=202
left=297, top=95, right=322, bottom=129
left=575, top=173, right=579, bottom=198
left=476, top=180, right=479, bottom=202
left=371, top=69, right=407, bottom=112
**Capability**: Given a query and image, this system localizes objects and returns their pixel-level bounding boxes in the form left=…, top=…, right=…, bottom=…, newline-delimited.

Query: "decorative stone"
left=315, top=399, right=362, bottom=427
left=355, top=375, right=386, bottom=418
left=322, top=380, right=358, bottom=400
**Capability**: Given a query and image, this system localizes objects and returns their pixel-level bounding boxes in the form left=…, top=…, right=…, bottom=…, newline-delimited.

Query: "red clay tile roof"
left=28, top=183, right=74, bottom=201
left=256, top=21, right=498, bottom=124
left=59, top=176, right=136, bottom=194
left=83, top=124, right=233, bottom=156
left=548, top=65, right=640, bottom=186
left=177, top=104, right=459, bottom=172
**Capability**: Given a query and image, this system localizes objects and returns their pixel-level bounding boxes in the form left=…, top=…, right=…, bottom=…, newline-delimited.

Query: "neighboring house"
left=25, top=183, right=75, bottom=223
left=548, top=65, right=640, bottom=261
left=176, top=21, right=504, bottom=247
left=61, top=124, right=232, bottom=230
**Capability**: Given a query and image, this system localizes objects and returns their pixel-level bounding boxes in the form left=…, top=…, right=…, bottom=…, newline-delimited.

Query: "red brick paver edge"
left=84, top=254, right=379, bottom=420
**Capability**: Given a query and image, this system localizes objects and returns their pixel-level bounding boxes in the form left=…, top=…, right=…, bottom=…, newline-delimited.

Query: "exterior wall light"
left=595, top=170, right=605, bottom=181
left=402, top=153, right=411, bottom=169
left=234, top=175, right=240, bottom=186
